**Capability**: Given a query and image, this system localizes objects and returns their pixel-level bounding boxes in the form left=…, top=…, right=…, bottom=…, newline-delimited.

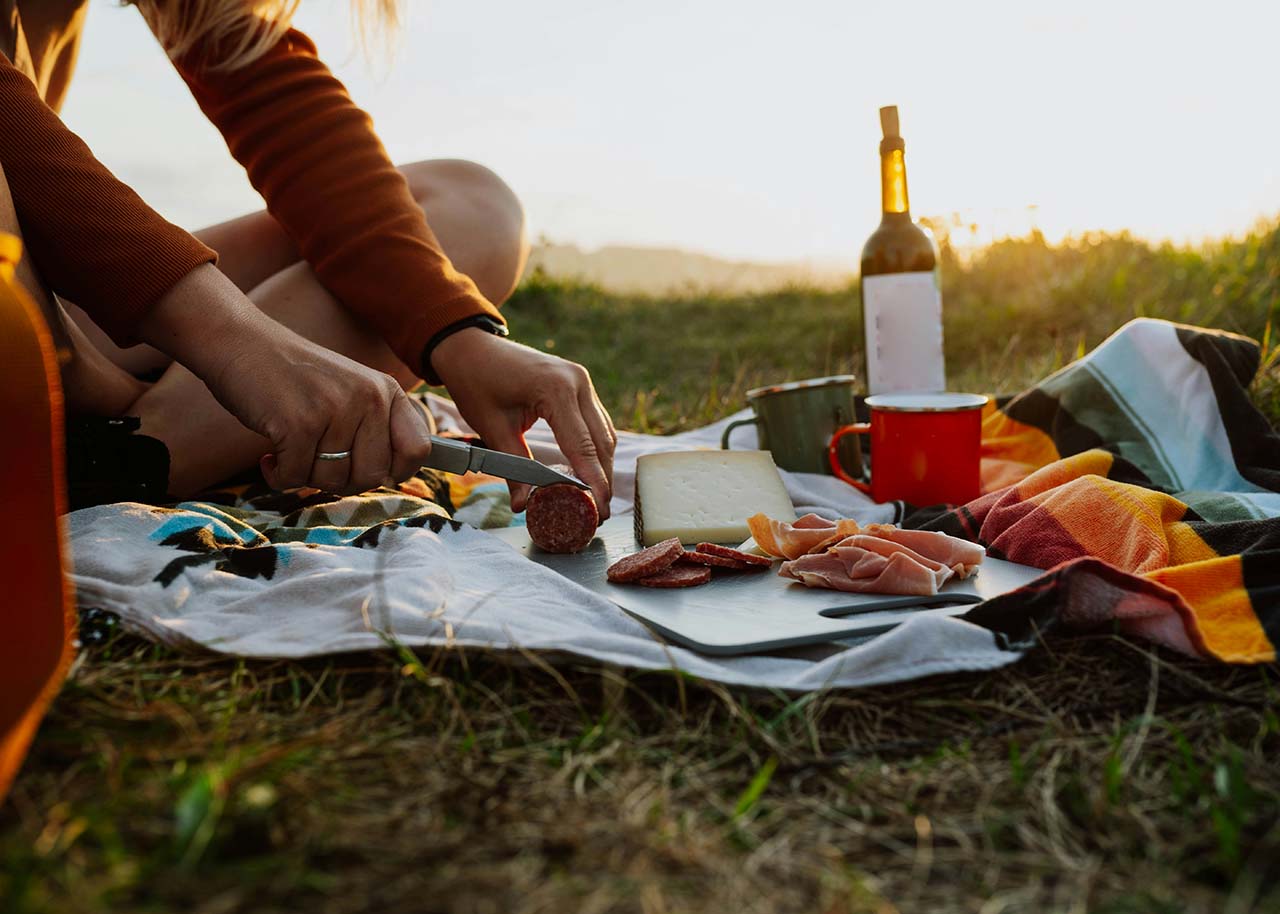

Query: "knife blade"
left=423, top=436, right=588, bottom=490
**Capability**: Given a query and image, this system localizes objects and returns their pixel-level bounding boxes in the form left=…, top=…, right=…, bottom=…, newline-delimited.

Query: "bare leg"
left=68, top=159, right=528, bottom=378
left=116, top=160, right=527, bottom=496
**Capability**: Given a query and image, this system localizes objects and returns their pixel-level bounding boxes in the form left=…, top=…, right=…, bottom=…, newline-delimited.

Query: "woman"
left=0, top=0, right=616, bottom=516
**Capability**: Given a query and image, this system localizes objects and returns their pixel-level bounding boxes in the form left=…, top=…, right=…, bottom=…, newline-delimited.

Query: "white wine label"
left=862, top=271, right=945, bottom=394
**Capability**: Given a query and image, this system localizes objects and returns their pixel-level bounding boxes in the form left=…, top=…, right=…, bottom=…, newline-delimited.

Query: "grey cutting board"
left=489, top=516, right=1044, bottom=656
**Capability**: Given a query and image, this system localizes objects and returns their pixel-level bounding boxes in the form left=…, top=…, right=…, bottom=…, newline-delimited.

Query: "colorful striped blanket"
left=914, top=317, right=1279, bottom=663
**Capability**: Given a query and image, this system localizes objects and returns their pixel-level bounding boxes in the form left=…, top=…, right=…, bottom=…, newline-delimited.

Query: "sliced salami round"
left=636, top=564, right=712, bottom=588
left=606, top=537, right=684, bottom=582
left=526, top=483, right=599, bottom=554
left=694, top=542, right=774, bottom=567
left=677, top=550, right=757, bottom=571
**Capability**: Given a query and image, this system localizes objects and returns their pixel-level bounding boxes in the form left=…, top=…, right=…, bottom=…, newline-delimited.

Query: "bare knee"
left=402, top=159, right=521, bottom=223
left=398, top=159, right=529, bottom=306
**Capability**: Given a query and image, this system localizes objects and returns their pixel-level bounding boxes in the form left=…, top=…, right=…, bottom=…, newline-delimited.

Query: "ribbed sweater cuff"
left=395, top=291, right=507, bottom=379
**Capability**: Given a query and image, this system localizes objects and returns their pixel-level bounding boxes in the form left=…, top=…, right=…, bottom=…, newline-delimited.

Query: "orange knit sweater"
left=0, top=2, right=503, bottom=373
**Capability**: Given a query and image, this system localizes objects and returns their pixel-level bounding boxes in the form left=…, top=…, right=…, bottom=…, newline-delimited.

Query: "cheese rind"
left=635, top=450, right=796, bottom=545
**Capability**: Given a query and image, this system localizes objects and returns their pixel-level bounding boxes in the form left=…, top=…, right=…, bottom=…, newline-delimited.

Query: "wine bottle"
left=858, top=105, right=945, bottom=395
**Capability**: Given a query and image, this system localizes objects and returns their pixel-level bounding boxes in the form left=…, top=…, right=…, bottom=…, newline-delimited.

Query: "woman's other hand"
left=139, top=265, right=432, bottom=493
left=430, top=329, right=617, bottom=519
left=216, top=335, right=432, bottom=494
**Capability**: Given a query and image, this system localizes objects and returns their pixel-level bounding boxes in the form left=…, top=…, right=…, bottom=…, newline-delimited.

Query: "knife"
left=423, top=435, right=588, bottom=490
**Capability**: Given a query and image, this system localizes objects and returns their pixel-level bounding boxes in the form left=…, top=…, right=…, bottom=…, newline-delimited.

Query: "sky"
left=59, top=0, right=1280, bottom=264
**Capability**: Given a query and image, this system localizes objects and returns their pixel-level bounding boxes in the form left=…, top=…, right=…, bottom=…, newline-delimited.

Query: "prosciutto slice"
left=780, top=547, right=950, bottom=596
left=857, top=524, right=985, bottom=579
left=749, top=513, right=987, bottom=596
left=747, top=513, right=860, bottom=560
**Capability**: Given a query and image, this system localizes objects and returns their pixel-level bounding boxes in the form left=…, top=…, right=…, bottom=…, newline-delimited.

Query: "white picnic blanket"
left=67, top=404, right=1020, bottom=690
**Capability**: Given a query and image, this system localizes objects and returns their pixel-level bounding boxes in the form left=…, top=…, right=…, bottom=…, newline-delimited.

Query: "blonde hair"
left=130, top=0, right=401, bottom=71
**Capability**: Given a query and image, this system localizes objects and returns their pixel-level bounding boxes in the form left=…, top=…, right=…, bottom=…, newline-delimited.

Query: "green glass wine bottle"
left=858, top=105, right=945, bottom=395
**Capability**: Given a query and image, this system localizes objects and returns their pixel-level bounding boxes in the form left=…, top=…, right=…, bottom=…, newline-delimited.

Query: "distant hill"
left=521, top=242, right=854, bottom=295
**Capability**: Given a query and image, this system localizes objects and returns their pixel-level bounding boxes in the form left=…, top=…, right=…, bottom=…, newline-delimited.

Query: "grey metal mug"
left=720, top=375, right=865, bottom=478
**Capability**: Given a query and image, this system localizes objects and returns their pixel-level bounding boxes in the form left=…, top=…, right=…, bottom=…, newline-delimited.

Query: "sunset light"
left=63, top=0, right=1280, bottom=266
left=5, top=2, right=1280, bottom=909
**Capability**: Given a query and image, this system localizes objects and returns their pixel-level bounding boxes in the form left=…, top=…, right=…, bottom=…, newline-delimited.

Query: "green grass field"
left=3, top=225, right=1279, bottom=913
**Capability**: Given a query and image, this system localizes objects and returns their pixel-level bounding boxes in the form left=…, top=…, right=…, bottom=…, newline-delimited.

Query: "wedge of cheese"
left=634, top=450, right=796, bottom=546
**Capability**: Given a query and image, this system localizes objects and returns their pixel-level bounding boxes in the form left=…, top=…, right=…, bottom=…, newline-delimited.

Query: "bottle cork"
left=880, top=105, right=900, bottom=140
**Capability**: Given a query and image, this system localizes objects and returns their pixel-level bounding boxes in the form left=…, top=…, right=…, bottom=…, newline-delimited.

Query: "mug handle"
left=828, top=423, right=872, bottom=493
left=720, top=416, right=758, bottom=450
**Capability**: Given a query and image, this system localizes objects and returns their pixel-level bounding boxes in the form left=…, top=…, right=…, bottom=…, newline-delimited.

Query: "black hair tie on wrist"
left=419, top=314, right=509, bottom=386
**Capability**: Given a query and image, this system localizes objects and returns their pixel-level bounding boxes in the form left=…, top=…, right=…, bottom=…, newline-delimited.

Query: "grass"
left=512, top=224, right=1280, bottom=433
left=4, top=223, right=1280, bottom=913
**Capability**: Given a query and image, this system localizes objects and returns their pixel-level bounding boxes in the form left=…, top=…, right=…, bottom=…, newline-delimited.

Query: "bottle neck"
left=880, top=147, right=910, bottom=218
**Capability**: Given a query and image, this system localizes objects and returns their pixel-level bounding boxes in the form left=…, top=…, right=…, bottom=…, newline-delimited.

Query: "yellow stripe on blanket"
left=1014, top=449, right=1115, bottom=499
left=1084, top=476, right=1205, bottom=573
left=1145, top=557, right=1274, bottom=663
left=1026, top=460, right=1225, bottom=573
left=447, top=471, right=506, bottom=507
left=980, top=405, right=1061, bottom=493
left=994, top=449, right=1272, bottom=662
left=1164, top=521, right=1222, bottom=566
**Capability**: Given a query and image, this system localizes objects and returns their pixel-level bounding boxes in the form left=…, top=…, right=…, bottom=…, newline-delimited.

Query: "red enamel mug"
left=828, top=392, right=988, bottom=506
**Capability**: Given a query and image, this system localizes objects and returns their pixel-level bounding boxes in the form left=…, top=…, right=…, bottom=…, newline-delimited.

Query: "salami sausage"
left=636, top=565, right=712, bottom=588
left=606, top=537, right=684, bottom=582
left=526, top=484, right=599, bottom=554
left=694, top=542, right=773, bottom=567
left=677, top=550, right=760, bottom=571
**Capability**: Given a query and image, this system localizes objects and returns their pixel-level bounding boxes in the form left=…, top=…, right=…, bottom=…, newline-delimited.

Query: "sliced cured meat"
left=747, top=513, right=860, bottom=559
left=526, top=483, right=599, bottom=554
left=749, top=513, right=986, bottom=594
left=793, top=514, right=837, bottom=529
left=860, top=524, right=985, bottom=578
left=780, top=523, right=989, bottom=595
left=780, top=548, right=948, bottom=596
left=606, top=537, right=684, bottom=582
left=677, top=550, right=760, bottom=571
left=834, top=533, right=949, bottom=565
left=694, top=542, right=773, bottom=567
left=835, top=535, right=952, bottom=586
left=677, top=550, right=743, bottom=569
left=636, top=565, right=712, bottom=588
left=781, top=531, right=978, bottom=595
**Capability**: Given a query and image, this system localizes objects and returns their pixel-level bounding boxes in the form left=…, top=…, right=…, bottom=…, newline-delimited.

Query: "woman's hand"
left=139, top=265, right=433, bottom=493
left=430, top=329, right=617, bottom=518
left=212, top=334, right=433, bottom=493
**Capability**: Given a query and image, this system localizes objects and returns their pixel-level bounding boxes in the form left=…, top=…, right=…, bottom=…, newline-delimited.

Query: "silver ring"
left=316, top=450, right=352, bottom=461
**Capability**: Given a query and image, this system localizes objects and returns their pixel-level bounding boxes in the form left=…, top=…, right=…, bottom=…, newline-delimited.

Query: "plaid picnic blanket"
left=908, top=317, right=1280, bottom=663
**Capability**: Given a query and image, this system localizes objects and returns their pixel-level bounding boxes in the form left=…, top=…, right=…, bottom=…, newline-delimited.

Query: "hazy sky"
left=60, top=0, right=1280, bottom=263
